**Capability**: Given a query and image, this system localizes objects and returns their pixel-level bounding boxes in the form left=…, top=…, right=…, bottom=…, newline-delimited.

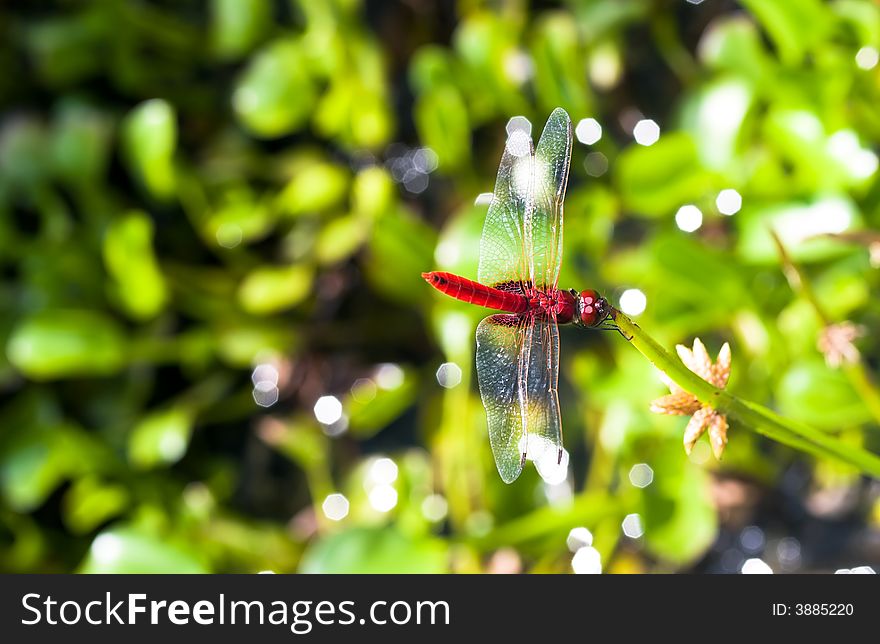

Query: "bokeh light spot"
left=716, top=188, right=742, bottom=215
left=566, top=527, right=593, bottom=552
left=368, top=484, right=398, bottom=513
left=628, top=463, right=654, bottom=488
left=322, top=493, right=350, bottom=521
left=436, top=362, right=463, bottom=388
left=575, top=118, right=602, bottom=145
left=622, top=513, right=644, bottom=538
left=633, top=119, right=660, bottom=145
left=856, top=46, right=879, bottom=70
left=571, top=546, right=602, bottom=574
left=741, top=558, right=773, bottom=574
left=619, top=288, right=647, bottom=316
left=314, top=395, right=343, bottom=424
left=675, top=204, right=703, bottom=232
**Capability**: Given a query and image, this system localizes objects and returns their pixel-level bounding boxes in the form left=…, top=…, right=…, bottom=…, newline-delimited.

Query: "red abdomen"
left=422, top=272, right=529, bottom=313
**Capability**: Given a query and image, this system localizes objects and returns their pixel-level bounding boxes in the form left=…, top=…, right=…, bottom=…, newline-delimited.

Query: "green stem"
left=610, top=308, right=880, bottom=477
left=770, top=230, right=880, bottom=427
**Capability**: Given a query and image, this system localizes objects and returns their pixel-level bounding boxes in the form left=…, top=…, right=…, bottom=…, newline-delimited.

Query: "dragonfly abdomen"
left=422, top=271, right=529, bottom=313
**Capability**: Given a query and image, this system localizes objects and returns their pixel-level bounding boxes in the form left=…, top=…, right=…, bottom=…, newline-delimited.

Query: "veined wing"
left=522, top=312, right=563, bottom=469
left=477, top=126, right=534, bottom=292
left=477, top=109, right=572, bottom=293
left=476, top=314, right=528, bottom=483
left=531, top=108, right=572, bottom=291
left=475, top=313, right=562, bottom=483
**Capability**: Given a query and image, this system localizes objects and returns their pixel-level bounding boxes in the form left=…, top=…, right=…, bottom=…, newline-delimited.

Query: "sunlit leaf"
left=63, top=476, right=129, bottom=534
left=210, top=0, right=271, bottom=60
left=616, top=133, right=715, bottom=217
left=233, top=39, right=316, bottom=138
left=740, top=0, right=828, bottom=65
left=103, top=210, right=168, bottom=320
left=414, top=87, right=470, bottom=171
left=299, top=527, right=448, bottom=573
left=640, top=440, right=717, bottom=564
left=237, top=264, right=313, bottom=315
left=122, top=99, right=177, bottom=199
left=128, top=406, right=195, bottom=469
left=736, top=195, right=862, bottom=264
left=7, top=311, right=126, bottom=379
left=777, top=359, right=872, bottom=430
left=277, top=161, right=350, bottom=216
left=79, top=527, right=208, bottom=574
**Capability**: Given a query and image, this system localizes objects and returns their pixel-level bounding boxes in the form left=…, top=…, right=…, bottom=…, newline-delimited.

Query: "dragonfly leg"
left=596, top=320, right=633, bottom=341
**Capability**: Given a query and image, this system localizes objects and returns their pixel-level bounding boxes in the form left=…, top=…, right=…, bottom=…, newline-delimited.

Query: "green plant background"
left=1, top=0, right=879, bottom=574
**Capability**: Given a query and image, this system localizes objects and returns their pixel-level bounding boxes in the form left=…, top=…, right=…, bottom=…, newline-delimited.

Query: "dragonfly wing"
left=476, top=314, right=528, bottom=483
left=522, top=313, right=563, bottom=468
left=476, top=313, right=562, bottom=483
left=478, top=128, right=534, bottom=291
left=531, top=108, right=572, bottom=290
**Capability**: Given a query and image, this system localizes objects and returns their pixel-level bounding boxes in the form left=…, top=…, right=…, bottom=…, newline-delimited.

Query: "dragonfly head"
left=572, top=289, right=610, bottom=328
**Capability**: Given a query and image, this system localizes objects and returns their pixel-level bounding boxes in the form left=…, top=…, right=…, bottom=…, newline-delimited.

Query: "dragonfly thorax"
left=529, top=288, right=577, bottom=322
left=570, top=289, right=610, bottom=328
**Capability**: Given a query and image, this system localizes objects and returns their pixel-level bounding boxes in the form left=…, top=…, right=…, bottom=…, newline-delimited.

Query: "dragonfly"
left=423, top=108, right=617, bottom=483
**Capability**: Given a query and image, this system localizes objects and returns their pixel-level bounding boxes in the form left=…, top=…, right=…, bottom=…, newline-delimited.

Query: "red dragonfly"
left=423, top=108, right=615, bottom=483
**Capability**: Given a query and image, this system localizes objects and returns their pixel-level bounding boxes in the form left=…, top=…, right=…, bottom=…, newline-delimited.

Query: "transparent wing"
left=477, top=128, right=534, bottom=291
left=476, top=313, right=562, bottom=483
left=521, top=313, right=563, bottom=468
left=476, top=314, right=529, bottom=483
left=477, top=109, right=572, bottom=292
left=531, top=108, right=572, bottom=290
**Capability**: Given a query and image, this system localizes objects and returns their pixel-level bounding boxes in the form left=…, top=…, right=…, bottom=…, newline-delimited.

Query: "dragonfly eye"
left=577, top=289, right=606, bottom=327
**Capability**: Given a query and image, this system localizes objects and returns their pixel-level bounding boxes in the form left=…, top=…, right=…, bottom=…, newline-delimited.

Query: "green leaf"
left=615, top=133, right=714, bottom=217
left=237, top=264, right=313, bottom=315
left=315, top=215, right=367, bottom=265
left=233, top=39, right=316, bottom=138
left=347, top=372, right=418, bottom=438
left=364, top=209, right=436, bottom=305
left=63, top=476, right=129, bottom=534
left=408, top=46, right=456, bottom=94
left=735, top=195, right=862, bottom=264
left=740, top=0, right=828, bottom=65
left=351, top=166, right=395, bottom=220
left=122, top=99, right=177, bottom=199
left=640, top=441, right=717, bottom=564
left=6, top=311, right=126, bottom=379
left=50, top=100, right=113, bottom=185
left=277, top=161, right=350, bottom=216
left=299, top=527, right=448, bottom=573
left=103, top=211, right=169, bottom=320
left=698, top=15, right=771, bottom=84
left=777, top=359, right=872, bottom=430
left=530, top=13, right=592, bottom=117
left=79, top=527, right=208, bottom=574
left=414, top=87, right=470, bottom=171
left=0, top=422, right=107, bottom=512
left=680, top=79, right=753, bottom=171
left=214, top=323, right=297, bottom=367
left=0, top=117, right=51, bottom=189
left=128, top=406, right=195, bottom=469
left=206, top=188, right=276, bottom=246
left=0, top=426, right=71, bottom=512
left=210, top=0, right=271, bottom=60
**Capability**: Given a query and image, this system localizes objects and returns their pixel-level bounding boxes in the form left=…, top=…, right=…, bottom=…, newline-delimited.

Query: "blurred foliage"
left=1, top=0, right=880, bottom=574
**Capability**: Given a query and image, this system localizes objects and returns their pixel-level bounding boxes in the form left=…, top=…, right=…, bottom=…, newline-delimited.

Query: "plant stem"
left=770, top=230, right=880, bottom=426
left=609, top=308, right=880, bottom=477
